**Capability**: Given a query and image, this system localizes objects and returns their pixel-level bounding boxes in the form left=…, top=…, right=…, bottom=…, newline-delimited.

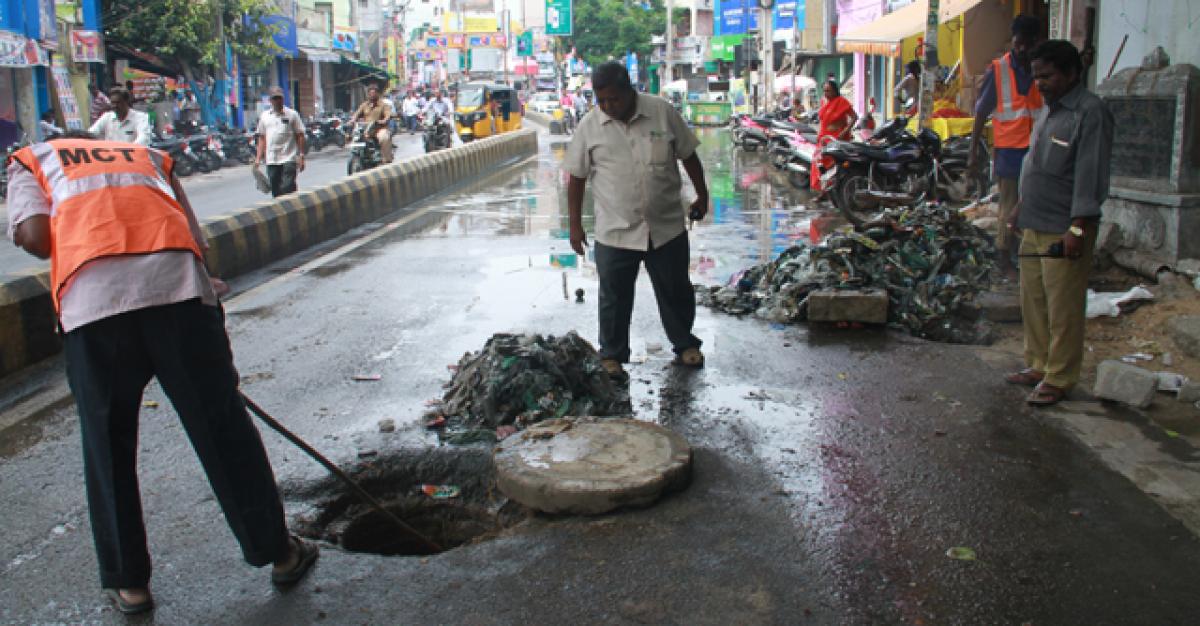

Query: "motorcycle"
left=216, top=126, right=255, bottom=165
left=819, top=116, right=984, bottom=227
left=422, top=111, right=453, bottom=153
left=305, top=120, right=325, bottom=153
left=150, top=132, right=201, bottom=177
left=347, top=121, right=384, bottom=175
left=313, top=115, right=346, bottom=148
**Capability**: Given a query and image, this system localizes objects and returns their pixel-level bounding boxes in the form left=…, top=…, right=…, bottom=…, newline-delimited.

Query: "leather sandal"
left=106, top=589, right=154, bottom=615
left=1005, top=368, right=1044, bottom=387
left=600, top=359, right=629, bottom=383
left=272, top=536, right=320, bottom=587
left=1026, top=382, right=1067, bottom=407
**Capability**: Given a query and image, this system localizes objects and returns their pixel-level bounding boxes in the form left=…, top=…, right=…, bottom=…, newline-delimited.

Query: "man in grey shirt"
left=564, top=62, right=710, bottom=382
left=1005, top=40, right=1113, bottom=406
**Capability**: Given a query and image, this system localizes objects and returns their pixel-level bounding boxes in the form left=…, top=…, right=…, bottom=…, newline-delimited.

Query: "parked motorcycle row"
left=729, top=107, right=990, bottom=227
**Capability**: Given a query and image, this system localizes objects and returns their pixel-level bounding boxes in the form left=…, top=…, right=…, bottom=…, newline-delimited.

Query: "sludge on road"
left=2, top=130, right=1199, bottom=624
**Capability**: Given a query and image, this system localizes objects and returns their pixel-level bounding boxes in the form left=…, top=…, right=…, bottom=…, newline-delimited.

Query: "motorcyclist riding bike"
left=352, top=85, right=396, bottom=163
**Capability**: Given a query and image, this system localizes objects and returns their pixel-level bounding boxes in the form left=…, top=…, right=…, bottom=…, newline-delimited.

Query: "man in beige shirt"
left=564, top=61, right=710, bottom=381
left=352, top=85, right=396, bottom=163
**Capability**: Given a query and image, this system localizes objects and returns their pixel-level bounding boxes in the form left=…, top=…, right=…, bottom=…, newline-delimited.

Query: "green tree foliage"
left=102, top=0, right=285, bottom=124
left=570, top=0, right=666, bottom=71
left=101, top=0, right=284, bottom=79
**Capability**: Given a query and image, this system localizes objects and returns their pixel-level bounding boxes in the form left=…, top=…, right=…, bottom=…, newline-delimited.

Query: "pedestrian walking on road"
left=402, top=91, right=421, bottom=133
left=88, top=87, right=152, bottom=145
left=4, top=131, right=319, bottom=615
left=255, top=86, right=306, bottom=197
left=969, top=15, right=1044, bottom=277
left=1005, top=40, right=1113, bottom=407
left=564, top=61, right=710, bottom=382
left=352, top=85, right=396, bottom=163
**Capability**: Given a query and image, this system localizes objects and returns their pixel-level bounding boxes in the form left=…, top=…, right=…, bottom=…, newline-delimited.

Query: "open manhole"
left=287, top=447, right=526, bottom=557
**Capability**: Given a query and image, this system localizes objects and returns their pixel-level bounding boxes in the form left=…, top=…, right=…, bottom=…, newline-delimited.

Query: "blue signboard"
left=262, top=15, right=298, bottom=57
left=774, top=0, right=803, bottom=31
left=626, top=51, right=638, bottom=83
left=0, top=0, right=14, bottom=34
left=717, top=0, right=758, bottom=36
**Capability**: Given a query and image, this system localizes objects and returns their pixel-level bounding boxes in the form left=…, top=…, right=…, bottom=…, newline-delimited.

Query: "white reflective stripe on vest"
left=47, top=173, right=177, bottom=213
left=993, top=57, right=1035, bottom=122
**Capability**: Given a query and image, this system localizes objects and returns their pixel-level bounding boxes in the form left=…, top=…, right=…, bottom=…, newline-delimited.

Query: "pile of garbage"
left=696, top=204, right=997, bottom=344
left=428, top=332, right=630, bottom=443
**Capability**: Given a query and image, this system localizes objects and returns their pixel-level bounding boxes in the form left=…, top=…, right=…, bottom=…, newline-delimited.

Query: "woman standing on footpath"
left=810, top=80, right=858, bottom=191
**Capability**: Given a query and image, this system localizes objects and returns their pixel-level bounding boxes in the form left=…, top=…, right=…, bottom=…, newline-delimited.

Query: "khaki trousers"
left=1019, top=228, right=1096, bottom=389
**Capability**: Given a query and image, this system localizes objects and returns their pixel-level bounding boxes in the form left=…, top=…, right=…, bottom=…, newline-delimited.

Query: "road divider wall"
left=0, top=129, right=538, bottom=378
left=524, top=110, right=567, bottom=134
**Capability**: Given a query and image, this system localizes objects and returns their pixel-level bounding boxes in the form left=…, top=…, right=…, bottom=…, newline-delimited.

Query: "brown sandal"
left=1005, top=368, right=1044, bottom=387
left=1026, top=382, right=1067, bottom=406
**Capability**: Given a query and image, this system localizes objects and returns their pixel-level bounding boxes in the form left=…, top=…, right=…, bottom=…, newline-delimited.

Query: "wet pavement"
left=2, top=129, right=1200, bottom=624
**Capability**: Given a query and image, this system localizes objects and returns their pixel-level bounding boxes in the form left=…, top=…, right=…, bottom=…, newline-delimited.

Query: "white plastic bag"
left=251, top=163, right=271, bottom=195
left=1085, top=285, right=1155, bottom=318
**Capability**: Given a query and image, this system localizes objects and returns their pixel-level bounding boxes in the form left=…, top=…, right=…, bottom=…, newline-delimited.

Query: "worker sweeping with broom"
left=4, top=131, right=319, bottom=615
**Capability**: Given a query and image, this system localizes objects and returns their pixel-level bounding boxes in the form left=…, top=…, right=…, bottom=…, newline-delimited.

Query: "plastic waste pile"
left=429, top=332, right=630, bottom=444
left=696, top=204, right=997, bottom=343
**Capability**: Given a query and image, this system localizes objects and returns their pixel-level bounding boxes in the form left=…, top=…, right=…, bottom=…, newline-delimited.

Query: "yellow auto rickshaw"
left=455, top=83, right=523, bottom=142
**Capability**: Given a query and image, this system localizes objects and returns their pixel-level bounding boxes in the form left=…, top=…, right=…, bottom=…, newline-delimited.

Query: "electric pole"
left=665, top=0, right=674, bottom=85
left=918, top=0, right=939, bottom=128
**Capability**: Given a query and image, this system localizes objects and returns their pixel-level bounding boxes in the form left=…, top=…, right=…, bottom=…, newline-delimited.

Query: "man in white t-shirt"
left=88, top=87, right=152, bottom=145
left=254, top=86, right=306, bottom=197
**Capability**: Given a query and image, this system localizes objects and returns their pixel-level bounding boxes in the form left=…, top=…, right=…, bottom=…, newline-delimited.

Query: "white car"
left=528, top=93, right=562, bottom=115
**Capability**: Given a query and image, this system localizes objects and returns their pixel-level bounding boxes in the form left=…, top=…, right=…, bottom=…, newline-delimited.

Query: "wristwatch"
left=1068, top=225, right=1084, bottom=237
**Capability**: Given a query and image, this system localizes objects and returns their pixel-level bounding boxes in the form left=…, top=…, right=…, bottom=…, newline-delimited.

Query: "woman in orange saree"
left=810, top=80, right=858, bottom=191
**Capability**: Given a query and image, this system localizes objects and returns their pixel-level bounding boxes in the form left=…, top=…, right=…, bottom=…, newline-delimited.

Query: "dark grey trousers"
left=267, top=162, right=297, bottom=197
left=64, top=299, right=290, bottom=589
left=594, top=232, right=702, bottom=363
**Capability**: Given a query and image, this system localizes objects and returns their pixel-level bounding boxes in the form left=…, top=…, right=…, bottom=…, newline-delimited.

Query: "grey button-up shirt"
left=563, top=93, right=700, bottom=251
left=1017, top=83, right=1114, bottom=234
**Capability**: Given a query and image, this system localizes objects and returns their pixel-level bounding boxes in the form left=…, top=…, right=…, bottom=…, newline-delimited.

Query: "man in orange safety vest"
left=968, top=15, right=1044, bottom=277
left=5, top=132, right=319, bottom=615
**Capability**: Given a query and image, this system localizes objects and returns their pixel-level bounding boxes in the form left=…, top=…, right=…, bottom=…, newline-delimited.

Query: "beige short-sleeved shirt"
left=255, top=106, right=305, bottom=165
left=563, top=93, right=700, bottom=251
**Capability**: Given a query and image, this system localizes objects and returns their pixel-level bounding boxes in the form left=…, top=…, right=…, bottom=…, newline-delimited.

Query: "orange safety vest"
left=11, top=139, right=203, bottom=313
left=991, top=52, right=1044, bottom=149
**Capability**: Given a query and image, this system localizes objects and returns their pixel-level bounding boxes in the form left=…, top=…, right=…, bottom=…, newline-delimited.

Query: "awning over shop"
left=836, top=0, right=983, bottom=57
left=299, top=47, right=340, bottom=63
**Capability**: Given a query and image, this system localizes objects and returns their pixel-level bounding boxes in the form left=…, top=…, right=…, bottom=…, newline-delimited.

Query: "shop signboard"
left=773, top=0, right=802, bottom=31
left=38, top=0, right=56, bottom=49
left=516, top=30, right=534, bottom=57
left=0, top=31, right=31, bottom=67
left=50, top=56, right=82, bottom=129
left=467, top=34, right=506, bottom=48
left=545, top=0, right=571, bottom=36
left=262, top=15, right=298, bottom=57
left=332, top=27, right=357, bottom=52
left=69, top=29, right=103, bottom=62
left=717, top=0, right=758, bottom=36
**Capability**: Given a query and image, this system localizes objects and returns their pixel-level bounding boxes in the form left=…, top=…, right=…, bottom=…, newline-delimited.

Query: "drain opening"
left=340, top=501, right=500, bottom=556
left=289, top=447, right=527, bottom=557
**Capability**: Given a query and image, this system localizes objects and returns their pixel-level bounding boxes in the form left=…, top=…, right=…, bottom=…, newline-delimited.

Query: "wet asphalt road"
left=2, top=130, right=1200, bottom=624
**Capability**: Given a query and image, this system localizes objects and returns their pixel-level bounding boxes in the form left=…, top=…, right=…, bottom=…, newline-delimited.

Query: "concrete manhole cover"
left=494, top=417, right=693, bottom=515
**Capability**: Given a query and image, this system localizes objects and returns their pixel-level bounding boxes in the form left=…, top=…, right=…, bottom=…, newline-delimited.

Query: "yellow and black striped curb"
left=0, top=129, right=538, bottom=379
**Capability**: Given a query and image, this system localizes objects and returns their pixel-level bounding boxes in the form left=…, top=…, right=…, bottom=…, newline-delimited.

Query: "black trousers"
left=594, top=232, right=702, bottom=363
left=64, top=299, right=289, bottom=589
left=267, top=162, right=297, bottom=197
